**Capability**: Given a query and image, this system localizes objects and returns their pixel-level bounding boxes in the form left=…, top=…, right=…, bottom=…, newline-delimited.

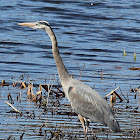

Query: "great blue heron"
left=18, top=21, right=120, bottom=134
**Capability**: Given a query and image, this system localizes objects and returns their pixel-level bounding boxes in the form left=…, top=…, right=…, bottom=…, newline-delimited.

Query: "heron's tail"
left=105, top=114, right=120, bottom=132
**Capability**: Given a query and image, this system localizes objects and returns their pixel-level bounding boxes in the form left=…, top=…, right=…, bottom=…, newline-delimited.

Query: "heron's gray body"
left=18, top=21, right=120, bottom=133
left=62, top=78, right=120, bottom=132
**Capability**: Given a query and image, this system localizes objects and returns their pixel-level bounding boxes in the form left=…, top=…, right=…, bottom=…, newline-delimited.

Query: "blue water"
left=0, top=0, right=140, bottom=139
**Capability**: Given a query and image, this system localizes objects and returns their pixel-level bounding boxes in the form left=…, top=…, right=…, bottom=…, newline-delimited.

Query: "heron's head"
left=18, top=21, right=50, bottom=30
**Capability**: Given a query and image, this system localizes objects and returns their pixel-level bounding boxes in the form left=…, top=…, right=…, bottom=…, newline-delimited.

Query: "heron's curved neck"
left=45, top=27, right=70, bottom=84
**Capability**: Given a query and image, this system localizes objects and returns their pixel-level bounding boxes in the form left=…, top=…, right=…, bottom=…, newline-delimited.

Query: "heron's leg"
left=85, top=120, right=90, bottom=134
left=78, top=114, right=86, bottom=134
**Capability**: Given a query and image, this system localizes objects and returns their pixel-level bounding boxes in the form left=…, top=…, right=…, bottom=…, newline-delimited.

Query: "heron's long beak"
left=18, top=22, right=35, bottom=27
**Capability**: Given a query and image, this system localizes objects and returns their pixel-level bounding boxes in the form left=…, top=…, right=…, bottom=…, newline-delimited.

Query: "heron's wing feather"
left=68, top=86, right=107, bottom=124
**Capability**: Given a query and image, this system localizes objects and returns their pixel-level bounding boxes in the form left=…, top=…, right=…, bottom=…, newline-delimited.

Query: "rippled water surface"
left=0, top=0, right=140, bottom=139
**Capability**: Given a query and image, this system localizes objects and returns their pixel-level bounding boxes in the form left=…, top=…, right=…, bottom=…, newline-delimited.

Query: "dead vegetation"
left=1, top=79, right=140, bottom=139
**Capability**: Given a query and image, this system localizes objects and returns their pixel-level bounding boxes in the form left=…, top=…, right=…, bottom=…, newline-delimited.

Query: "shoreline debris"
left=27, top=83, right=42, bottom=103
left=105, top=87, right=123, bottom=101
left=105, top=87, right=123, bottom=107
left=123, top=48, right=127, bottom=56
left=0, top=80, right=9, bottom=86
left=5, top=101, right=22, bottom=116
left=134, top=49, right=136, bottom=62
left=129, top=68, right=140, bottom=70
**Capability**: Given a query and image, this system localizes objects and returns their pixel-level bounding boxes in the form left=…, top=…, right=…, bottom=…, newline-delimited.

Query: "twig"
left=30, top=90, right=42, bottom=102
left=20, top=82, right=26, bottom=89
left=46, top=84, right=51, bottom=107
left=27, top=83, right=33, bottom=99
left=134, top=88, right=140, bottom=93
left=119, top=87, right=128, bottom=101
left=113, top=91, right=123, bottom=102
left=39, top=75, right=56, bottom=117
left=5, top=101, right=22, bottom=115
left=8, top=92, right=14, bottom=104
left=0, top=80, right=9, bottom=86
left=55, top=87, right=65, bottom=94
left=105, top=87, right=120, bottom=98
left=20, top=129, right=26, bottom=140
left=46, top=76, right=56, bottom=107
left=19, top=91, right=22, bottom=103
left=105, top=87, right=123, bottom=102
left=101, top=68, right=103, bottom=80
left=134, top=88, right=140, bottom=101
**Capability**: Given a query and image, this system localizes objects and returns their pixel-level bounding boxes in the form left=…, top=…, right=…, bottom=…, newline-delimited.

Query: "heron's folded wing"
left=68, top=86, right=106, bottom=124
